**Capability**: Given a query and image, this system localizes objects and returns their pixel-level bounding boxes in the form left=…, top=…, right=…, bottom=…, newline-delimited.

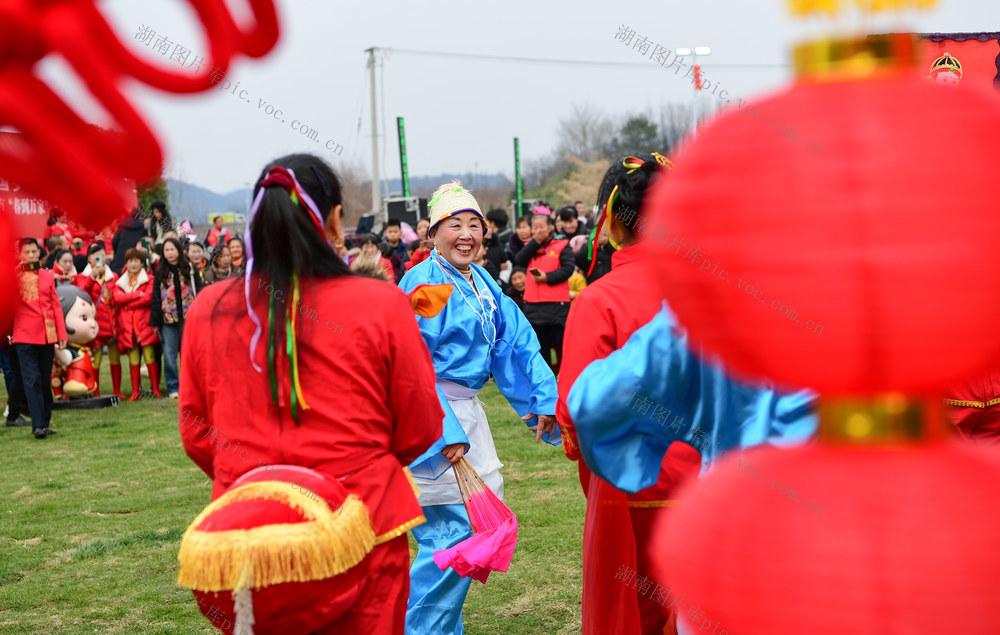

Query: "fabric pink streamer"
left=433, top=488, right=519, bottom=584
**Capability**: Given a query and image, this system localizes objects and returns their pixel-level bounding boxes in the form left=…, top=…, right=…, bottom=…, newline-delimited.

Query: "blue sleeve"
left=567, top=304, right=695, bottom=492
left=488, top=278, right=562, bottom=446
left=408, top=385, right=471, bottom=480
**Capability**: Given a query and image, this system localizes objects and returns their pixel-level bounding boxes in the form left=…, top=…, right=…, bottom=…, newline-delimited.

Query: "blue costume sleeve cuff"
left=568, top=304, right=692, bottom=493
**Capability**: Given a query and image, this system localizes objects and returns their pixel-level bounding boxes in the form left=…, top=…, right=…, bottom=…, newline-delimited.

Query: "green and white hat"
left=427, top=180, right=485, bottom=231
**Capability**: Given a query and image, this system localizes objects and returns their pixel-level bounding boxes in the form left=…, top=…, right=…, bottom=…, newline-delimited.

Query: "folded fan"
left=432, top=457, right=518, bottom=583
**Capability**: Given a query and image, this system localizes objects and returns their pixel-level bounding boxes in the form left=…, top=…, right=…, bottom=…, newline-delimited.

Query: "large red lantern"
left=643, top=32, right=1000, bottom=635
left=645, top=36, right=1000, bottom=396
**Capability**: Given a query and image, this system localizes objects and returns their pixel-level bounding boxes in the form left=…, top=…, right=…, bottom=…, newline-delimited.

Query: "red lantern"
left=653, top=435, right=1000, bottom=634
left=642, top=33, right=1000, bottom=634
left=693, top=64, right=703, bottom=90
left=645, top=38, right=1000, bottom=396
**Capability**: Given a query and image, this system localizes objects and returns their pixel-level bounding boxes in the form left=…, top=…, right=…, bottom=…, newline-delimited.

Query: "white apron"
left=414, top=379, right=504, bottom=506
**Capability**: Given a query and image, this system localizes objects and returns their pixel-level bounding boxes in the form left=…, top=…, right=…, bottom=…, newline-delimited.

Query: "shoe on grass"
left=168, top=392, right=179, bottom=399
left=33, top=427, right=57, bottom=439
left=5, top=416, right=31, bottom=427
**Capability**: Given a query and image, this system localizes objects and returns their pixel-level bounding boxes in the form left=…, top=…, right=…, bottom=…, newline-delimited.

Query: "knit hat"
left=427, top=181, right=485, bottom=232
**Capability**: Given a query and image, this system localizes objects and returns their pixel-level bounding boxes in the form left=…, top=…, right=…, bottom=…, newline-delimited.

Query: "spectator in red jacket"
left=350, top=233, right=393, bottom=279
left=12, top=238, right=66, bottom=439
left=112, top=248, right=161, bottom=400
left=405, top=238, right=433, bottom=271
left=73, top=243, right=121, bottom=397
left=205, top=216, right=232, bottom=247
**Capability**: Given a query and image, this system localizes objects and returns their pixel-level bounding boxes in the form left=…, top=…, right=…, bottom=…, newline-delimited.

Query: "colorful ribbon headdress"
left=243, top=166, right=328, bottom=423
left=586, top=154, right=674, bottom=276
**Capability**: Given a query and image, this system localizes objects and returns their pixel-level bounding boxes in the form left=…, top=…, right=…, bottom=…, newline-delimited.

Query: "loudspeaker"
left=385, top=197, right=428, bottom=227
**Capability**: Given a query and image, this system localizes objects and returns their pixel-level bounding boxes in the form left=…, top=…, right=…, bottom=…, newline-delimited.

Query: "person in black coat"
left=111, top=207, right=148, bottom=275
left=150, top=238, right=204, bottom=397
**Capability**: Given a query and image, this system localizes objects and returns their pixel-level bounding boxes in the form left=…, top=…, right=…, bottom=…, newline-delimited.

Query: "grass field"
left=0, top=363, right=585, bottom=634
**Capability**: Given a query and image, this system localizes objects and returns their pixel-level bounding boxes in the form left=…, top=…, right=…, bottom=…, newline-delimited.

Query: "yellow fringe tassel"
left=788, top=0, right=937, bottom=16
left=176, top=482, right=375, bottom=592
left=403, top=467, right=421, bottom=499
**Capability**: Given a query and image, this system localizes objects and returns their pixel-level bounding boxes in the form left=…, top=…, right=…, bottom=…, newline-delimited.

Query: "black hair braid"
left=595, top=153, right=662, bottom=235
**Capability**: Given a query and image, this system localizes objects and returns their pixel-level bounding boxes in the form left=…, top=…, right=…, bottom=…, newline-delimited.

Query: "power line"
left=381, top=47, right=791, bottom=70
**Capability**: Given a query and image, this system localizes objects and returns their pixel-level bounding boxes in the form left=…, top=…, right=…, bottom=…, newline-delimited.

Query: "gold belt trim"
left=627, top=500, right=679, bottom=509
left=374, top=514, right=426, bottom=545
left=944, top=397, right=1000, bottom=409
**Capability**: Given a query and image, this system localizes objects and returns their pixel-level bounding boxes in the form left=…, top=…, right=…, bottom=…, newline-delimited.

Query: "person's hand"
left=94, top=265, right=105, bottom=279
left=442, top=443, right=466, bottom=464
left=523, top=413, right=557, bottom=442
left=530, top=270, right=548, bottom=284
left=56, top=340, right=67, bottom=351
left=500, top=262, right=509, bottom=270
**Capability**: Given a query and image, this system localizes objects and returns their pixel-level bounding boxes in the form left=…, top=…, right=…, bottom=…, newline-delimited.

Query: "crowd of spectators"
left=3, top=198, right=602, bottom=437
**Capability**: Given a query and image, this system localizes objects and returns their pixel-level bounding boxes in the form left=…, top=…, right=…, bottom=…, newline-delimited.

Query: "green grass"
left=0, top=360, right=584, bottom=634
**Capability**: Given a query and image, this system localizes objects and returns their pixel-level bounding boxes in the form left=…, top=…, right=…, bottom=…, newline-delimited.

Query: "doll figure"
left=52, top=285, right=100, bottom=398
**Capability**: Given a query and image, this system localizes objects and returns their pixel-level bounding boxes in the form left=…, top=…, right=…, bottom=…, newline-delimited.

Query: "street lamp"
left=676, top=46, right=712, bottom=138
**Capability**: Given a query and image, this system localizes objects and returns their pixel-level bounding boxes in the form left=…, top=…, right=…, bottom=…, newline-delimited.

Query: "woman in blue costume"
left=399, top=181, right=561, bottom=635
left=568, top=302, right=817, bottom=495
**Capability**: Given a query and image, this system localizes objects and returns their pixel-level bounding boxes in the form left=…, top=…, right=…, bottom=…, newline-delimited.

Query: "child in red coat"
left=73, top=243, right=121, bottom=396
left=111, top=248, right=160, bottom=400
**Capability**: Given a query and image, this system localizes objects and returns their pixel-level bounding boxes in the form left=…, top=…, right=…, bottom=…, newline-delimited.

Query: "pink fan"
left=433, top=457, right=518, bottom=583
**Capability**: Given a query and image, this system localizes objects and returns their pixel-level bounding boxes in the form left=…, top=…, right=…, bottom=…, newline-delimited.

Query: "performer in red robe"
left=12, top=238, right=66, bottom=439
left=179, top=154, right=443, bottom=634
left=556, top=154, right=701, bottom=635
left=945, top=373, right=1000, bottom=443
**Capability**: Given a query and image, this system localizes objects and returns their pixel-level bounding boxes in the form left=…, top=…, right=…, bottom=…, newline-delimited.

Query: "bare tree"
left=657, top=103, right=693, bottom=154
left=556, top=103, right=616, bottom=162
left=336, top=159, right=373, bottom=229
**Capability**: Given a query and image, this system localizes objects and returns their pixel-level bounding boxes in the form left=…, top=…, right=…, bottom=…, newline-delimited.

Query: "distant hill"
left=167, top=172, right=513, bottom=223
left=166, top=179, right=249, bottom=225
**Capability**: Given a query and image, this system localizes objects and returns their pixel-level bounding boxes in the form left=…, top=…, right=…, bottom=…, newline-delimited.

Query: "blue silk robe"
left=567, top=302, right=816, bottom=494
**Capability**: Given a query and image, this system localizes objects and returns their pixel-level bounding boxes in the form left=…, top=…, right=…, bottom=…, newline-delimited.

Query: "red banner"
left=0, top=131, right=138, bottom=240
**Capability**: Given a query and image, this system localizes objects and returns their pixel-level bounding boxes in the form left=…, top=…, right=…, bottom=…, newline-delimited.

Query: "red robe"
left=945, top=373, right=1000, bottom=443
left=13, top=267, right=67, bottom=345
left=179, top=274, right=443, bottom=546
left=111, top=269, right=158, bottom=349
left=556, top=244, right=702, bottom=635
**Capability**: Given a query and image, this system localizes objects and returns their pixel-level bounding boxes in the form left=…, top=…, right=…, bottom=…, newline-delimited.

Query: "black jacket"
left=575, top=242, right=614, bottom=284
left=111, top=217, right=147, bottom=274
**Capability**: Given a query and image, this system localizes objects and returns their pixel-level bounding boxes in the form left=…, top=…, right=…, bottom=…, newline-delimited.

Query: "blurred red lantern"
left=642, top=33, right=1000, bottom=634
left=0, top=211, right=15, bottom=334
left=0, top=0, right=280, bottom=231
left=645, top=36, right=1000, bottom=396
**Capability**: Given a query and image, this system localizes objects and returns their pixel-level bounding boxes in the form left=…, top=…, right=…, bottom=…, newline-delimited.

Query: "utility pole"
left=365, top=47, right=381, bottom=219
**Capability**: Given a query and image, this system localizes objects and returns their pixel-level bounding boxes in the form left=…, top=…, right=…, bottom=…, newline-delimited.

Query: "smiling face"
left=228, top=240, right=244, bottom=261
left=511, top=271, right=526, bottom=292
left=431, top=211, right=485, bottom=270
left=416, top=219, right=430, bottom=240
left=187, top=244, right=204, bottom=264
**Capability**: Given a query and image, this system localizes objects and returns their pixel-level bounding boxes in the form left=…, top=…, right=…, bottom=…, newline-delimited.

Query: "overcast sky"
left=65, top=1, right=1000, bottom=194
